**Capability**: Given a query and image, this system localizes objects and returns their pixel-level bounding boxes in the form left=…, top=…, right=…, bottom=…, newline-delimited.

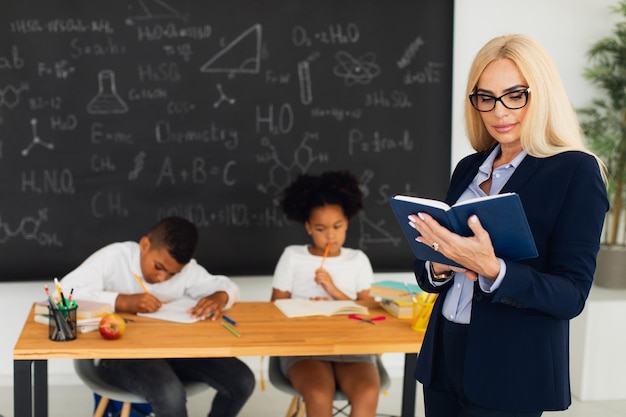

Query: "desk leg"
left=400, top=353, right=417, bottom=417
left=34, top=360, right=48, bottom=417
left=14, top=360, right=32, bottom=417
left=14, top=360, right=48, bottom=417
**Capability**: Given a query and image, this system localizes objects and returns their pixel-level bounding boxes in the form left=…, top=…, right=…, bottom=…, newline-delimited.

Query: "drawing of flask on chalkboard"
left=87, top=70, right=128, bottom=115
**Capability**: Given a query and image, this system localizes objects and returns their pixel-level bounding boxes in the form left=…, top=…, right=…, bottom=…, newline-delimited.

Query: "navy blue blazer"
left=413, top=150, right=608, bottom=412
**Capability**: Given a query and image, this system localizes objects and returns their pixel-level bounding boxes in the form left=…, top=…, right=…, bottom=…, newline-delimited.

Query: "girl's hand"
left=313, top=268, right=351, bottom=300
left=314, top=268, right=336, bottom=294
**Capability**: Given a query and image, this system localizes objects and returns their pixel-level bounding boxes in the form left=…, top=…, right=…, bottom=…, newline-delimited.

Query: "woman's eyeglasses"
left=468, top=88, right=531, bottom=112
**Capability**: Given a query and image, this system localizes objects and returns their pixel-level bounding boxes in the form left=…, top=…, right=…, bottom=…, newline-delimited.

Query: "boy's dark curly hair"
left=280, top=170, right=363, bottom=223
left=147, top=217, right=198, bottom=264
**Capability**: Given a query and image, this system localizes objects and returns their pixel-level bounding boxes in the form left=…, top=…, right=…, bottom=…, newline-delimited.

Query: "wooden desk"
left=14, top=302, right=423, bottom=417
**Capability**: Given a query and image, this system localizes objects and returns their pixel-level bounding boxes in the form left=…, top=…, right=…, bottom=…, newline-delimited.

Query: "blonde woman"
left=408, top=34, right=608, bottom=417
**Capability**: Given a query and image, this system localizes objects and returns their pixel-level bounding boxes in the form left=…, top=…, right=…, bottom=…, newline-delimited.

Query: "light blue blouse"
left=428, top=145, right=527, bottom=324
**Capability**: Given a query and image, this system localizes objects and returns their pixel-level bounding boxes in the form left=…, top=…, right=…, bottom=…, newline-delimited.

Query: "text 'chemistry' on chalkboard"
left=0, top=0, right=453, bottom=281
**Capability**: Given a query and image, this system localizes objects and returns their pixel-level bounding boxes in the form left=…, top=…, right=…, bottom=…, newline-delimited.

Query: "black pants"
left=423, top=318, right=543, bottom=417
left=97, top=357, right=255, bottom=417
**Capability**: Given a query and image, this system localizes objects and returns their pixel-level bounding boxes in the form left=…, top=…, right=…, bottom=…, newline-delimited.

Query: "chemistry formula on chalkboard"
left=0, top=0, right=453, bottom=280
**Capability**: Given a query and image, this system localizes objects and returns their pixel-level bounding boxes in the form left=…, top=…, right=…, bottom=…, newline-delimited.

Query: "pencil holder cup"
left=411, top=301, right=434, bottom=331
left=48, top=304, right=77, bottom=341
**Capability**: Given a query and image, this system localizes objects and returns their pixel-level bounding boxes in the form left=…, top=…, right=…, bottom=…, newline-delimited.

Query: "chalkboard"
left=0, top=0, right=453, bottom=281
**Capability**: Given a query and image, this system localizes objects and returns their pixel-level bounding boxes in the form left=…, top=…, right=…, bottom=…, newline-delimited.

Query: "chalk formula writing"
left=0, top=0, right=453, bottom=280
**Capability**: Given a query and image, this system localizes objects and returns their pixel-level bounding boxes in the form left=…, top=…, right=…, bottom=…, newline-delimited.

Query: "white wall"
left=451, top=0, right=614, bottom=166
left=0, top=0, right=616, bottom=387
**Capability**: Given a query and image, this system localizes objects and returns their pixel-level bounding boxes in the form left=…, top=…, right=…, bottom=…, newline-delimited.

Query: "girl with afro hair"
left=271, top=170, right=380, bottom=417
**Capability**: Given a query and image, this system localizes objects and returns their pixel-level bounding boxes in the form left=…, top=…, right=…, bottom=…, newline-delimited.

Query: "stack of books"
left=369, top=280, right=423, bottom=319
left=379, top=299, right=413, bottom=319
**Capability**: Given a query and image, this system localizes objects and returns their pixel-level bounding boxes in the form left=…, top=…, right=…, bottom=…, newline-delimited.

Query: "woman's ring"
left=432, top=242, right=439, bottom=251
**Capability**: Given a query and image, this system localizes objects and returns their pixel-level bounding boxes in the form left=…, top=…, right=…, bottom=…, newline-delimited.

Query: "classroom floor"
left=1, top=376, right=626, bottom=417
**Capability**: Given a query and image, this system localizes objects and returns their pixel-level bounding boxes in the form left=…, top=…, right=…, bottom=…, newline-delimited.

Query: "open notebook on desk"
left=137, top=298, right=201, bottom=324
left=274, top=299, right=369, bottom=318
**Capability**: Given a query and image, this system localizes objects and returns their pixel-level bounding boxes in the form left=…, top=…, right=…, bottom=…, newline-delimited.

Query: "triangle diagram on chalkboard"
left=127, top=0, right=187, bottom=22
left=201, top=25, right=261, bottom=74
left=357, top=212, right=403, bottom=248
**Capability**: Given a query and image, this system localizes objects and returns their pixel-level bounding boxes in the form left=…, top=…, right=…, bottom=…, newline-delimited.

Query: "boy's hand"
left=115, top=293, right=162, bottom=314
left=189, top=291, right=229, bottom=320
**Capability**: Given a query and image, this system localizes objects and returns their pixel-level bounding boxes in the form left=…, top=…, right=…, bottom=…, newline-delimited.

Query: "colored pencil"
left=221, top=321, right=241, bottom=337
left=319, top=242, right=331, bottom=269
left=133, top=273, right=151, bottom=294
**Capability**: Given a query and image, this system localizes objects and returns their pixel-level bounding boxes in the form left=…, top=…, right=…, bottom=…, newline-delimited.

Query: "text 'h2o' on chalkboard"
left=0, top=0, right=453, bottom=281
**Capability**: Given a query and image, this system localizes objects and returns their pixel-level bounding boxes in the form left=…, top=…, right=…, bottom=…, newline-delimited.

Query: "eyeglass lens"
left=469, top=89, right=529, bottom=112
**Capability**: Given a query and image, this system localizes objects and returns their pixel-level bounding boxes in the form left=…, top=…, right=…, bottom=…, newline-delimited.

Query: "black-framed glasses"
left=469, top=88, right=531, bottom=112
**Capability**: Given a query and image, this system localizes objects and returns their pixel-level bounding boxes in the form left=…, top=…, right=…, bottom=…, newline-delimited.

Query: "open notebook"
left=137, top=298, right=201, bottom=323
left=274, top=299, right=369, bottom=318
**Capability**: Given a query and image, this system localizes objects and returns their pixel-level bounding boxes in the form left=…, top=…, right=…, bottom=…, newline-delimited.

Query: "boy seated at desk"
left=60, top=216, right=255, bottom=417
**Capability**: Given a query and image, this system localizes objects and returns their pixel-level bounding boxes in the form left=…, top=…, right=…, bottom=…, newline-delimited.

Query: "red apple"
left=98, top=313, right=126, bottom=340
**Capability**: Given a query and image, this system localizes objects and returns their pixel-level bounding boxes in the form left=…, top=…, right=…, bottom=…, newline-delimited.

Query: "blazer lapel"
left=446, top=153, right=486, bottom=204
left=501, top=155, right=542, bottom=193
left=447, top=152, right=542, bottom=202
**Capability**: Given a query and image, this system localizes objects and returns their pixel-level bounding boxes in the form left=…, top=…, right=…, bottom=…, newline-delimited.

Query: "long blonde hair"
left=464, top=34, right=606, bottom=176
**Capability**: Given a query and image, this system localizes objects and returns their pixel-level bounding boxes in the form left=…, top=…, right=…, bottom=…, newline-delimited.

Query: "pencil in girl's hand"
left=133, top=273, right=151, bottom=294
left=319, top=242, right=331, bottom=269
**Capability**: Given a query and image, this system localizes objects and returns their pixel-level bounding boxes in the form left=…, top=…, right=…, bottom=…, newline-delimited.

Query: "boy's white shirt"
left=60, top=241, right=240, bottom=309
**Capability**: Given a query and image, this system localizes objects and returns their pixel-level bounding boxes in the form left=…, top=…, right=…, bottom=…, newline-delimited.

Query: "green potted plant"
left=578, top=0, right=626, bottom=288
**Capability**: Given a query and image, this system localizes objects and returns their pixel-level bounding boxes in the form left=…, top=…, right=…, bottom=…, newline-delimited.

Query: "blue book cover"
left=389, top=193, right=538, bottom=268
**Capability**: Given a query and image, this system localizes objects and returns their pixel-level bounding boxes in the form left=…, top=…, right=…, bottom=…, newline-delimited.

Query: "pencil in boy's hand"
left=133, top=273, right=151, bottom=294
left=319, top=242, right=331, bottom=269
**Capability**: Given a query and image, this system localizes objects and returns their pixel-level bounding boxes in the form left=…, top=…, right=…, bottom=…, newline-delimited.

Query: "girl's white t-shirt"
left=271, top=245, right=373, bottom=299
